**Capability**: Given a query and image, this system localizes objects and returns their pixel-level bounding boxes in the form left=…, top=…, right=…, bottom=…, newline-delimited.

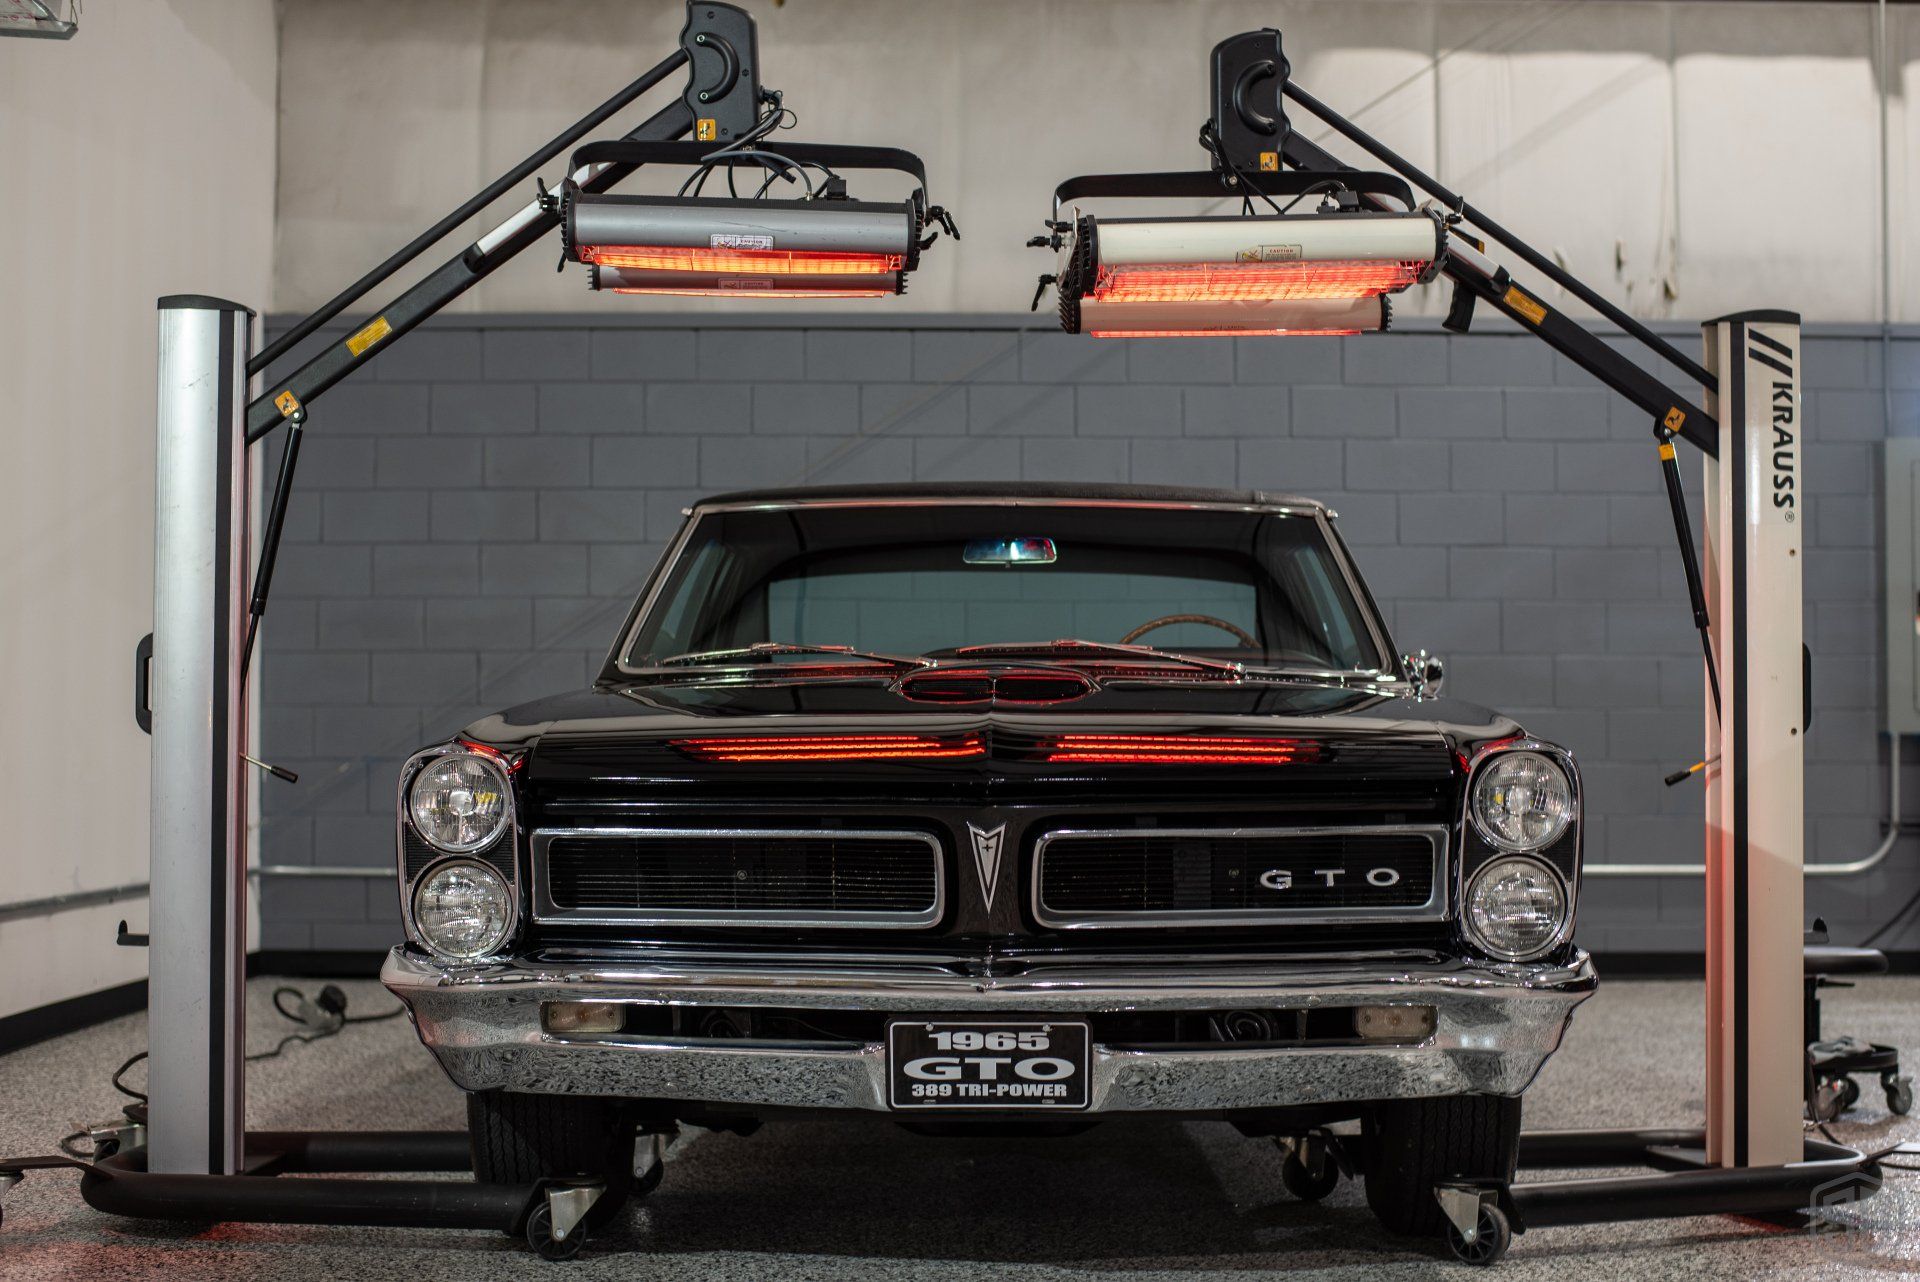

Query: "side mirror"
left=1400, top=649, right=1445, bottom=698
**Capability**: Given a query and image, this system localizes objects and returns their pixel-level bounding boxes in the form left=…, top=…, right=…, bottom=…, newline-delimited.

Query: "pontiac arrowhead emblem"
left=967, top=822, right=1007, bottom=910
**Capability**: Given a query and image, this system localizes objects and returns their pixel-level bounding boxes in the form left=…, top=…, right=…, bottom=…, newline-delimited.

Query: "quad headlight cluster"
left=402, top=747, right=517, bottom=962
left=1462, top=751, right=1577, bottom=962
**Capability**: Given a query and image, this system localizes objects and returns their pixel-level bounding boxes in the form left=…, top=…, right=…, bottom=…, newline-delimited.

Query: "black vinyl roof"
left=695, top=481, right=1326, bottom=510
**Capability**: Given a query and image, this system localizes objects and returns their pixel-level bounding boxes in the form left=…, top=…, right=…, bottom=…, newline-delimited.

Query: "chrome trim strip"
left=529, top=827, right=946, bottom=930
left=1313, top=507, right=1398, bottom=679
left=1031, top=824, right=1450, bottom=930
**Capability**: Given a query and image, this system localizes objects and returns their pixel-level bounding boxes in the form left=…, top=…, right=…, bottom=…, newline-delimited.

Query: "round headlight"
left=412, top=860, right=513, bottom=961
left=1469, top=751, right=1573, bottom=852
left=408, top=752, right=511, bottom=853
left=1465, top=856, right=1567, bottom=961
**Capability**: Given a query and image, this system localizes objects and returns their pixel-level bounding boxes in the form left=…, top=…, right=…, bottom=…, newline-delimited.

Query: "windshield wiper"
left=948, top=639, right=1243, bottom=674
left=656, top=642, right=929, bottom=670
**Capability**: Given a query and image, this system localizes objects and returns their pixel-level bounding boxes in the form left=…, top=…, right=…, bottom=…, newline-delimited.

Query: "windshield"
left=620, top=504, right=1389, bottom=673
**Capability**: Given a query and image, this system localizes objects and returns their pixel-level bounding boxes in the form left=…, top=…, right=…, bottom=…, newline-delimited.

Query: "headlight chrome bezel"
left=410, top=856, right=517, bottom=963
left=407, top=748, right=514, bottom=855
left=1462, top=854, right=1572, bottom=962
left=1468, top=750, right=1574, bottom=854
left=397, top=741, right=521, bottom=963
left=1458, top=742, right=1581, bottom=964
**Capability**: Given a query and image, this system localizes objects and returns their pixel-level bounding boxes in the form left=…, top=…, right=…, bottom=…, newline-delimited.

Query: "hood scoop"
left=897, top=667, right=1096, bottom=705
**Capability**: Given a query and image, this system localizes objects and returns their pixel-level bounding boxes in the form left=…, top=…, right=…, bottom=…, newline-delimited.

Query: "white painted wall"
left=0, top=0, right=278, bottom=1021
left=273, top=0, right=1913, bottom=322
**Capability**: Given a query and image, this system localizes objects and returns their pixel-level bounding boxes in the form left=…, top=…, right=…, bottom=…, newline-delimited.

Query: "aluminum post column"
left=148, top=296, right=254, bottom=1175
left=1699, top=310, right=1804, bottom=1169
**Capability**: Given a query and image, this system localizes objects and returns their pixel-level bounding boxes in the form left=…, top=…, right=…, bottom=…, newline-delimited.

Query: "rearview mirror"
left=963, top=537, right=1058, bottom=566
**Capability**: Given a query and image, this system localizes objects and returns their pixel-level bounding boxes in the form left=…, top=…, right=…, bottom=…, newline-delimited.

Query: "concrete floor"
left=1, top=975, right=1916, bottom=1280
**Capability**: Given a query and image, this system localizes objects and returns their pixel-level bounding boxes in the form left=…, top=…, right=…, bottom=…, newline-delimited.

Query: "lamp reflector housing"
left=1055, top=210, right=1442, bottom=335
left=567, top=194, right=921, bottom=299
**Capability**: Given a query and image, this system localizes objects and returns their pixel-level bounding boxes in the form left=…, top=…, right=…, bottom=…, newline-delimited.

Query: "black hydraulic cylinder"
left=1659, top=436, right=1723, bottom=718
left=240, top=413, right=303, bottom=680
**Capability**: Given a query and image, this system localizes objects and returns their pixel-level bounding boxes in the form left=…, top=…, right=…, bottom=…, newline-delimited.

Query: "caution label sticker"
left=712, top=233, right=775, bottom=250
left=1502, top=285, right=1547, bottom=326
left=345, top=315, right=392, bottom=357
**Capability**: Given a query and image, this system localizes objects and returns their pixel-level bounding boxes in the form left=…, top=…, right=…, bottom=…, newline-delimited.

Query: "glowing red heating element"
left=609, top=287, right=894, bottom=299
left=1086, top=328, right=1362, bottom=339
left=1044, top=734, right=1325, bottom=765
left=1091, top=260, right=1424, bottom=304
left=673, top=733, right=986, bottom=763
left=578, top=245, right=906, bottom=275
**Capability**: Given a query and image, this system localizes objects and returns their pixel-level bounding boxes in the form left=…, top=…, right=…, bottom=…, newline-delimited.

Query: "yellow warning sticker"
left=345, top=315, right=392, bottom=357
left=696, top=118, right=718, bottom=142
left=1663, top=407, right=1687, bottom=434
left=1502, top=286, right=1547, bottom=326
left=274, top=390, right=302, bottom=418
left=1658, top=441, right=1677, bottom=461
left=1258, top=152, right=1279, bottom=172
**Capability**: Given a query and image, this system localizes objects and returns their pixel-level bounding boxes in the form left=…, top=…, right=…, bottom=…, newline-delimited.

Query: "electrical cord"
left=1197, top=121, right=1283, bottom=216
left=102, top=985, right=407, bottom=1108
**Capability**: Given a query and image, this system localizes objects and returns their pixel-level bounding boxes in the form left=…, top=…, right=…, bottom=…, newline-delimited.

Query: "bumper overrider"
left=382, top=947, right=1595, bottom=1113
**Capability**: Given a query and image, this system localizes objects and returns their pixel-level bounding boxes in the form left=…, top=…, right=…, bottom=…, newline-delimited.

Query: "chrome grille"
left=1033, top=826, right=1446, bottom=929
left=532, top=828, right=944, bottom=929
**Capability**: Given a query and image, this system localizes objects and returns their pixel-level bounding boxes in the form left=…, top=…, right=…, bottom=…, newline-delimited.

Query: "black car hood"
left=461, top=673, right=1527, bottom=810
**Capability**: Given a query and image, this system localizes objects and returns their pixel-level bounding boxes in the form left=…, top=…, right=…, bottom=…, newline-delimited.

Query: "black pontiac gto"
left=382, top=482, right=1594, bottom=1242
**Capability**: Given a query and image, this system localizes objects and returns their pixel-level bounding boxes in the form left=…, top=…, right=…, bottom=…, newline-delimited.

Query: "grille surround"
left=531, top=827, right=945, bottom=929
left=1032, top=825, right=1448, bottom=930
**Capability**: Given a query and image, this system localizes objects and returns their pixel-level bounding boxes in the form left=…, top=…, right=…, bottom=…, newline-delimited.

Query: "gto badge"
left=1259, top=867, right=1402, bottom=891
left=968, top=822, right=1007, bottom=910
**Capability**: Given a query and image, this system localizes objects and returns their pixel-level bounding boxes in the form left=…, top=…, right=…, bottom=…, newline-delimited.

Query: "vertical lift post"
left=1212, top=30, right=1873, bottom=1259
left=0, top=3, right=766, bottom=1257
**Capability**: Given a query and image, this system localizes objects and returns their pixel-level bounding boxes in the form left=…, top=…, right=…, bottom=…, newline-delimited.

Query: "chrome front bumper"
left=382, top=946, right=1596, bottom=1114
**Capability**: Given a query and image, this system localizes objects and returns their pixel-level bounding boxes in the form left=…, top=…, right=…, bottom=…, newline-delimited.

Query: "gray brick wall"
left=257, top=318, right=1920, bottom=957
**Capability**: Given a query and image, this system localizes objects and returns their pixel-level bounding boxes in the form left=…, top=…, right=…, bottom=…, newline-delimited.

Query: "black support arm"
left=247, top=96, right=693, bottom=443
left=1276, top=83, right=1718, bottom=459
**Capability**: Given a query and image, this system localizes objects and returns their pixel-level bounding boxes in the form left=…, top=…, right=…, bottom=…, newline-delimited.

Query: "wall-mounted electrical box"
left=1885, top=441, right=1920, bottom=732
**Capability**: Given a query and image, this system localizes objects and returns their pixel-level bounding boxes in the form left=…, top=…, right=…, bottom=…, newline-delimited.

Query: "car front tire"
left=1362, top=1094, right=1522, bottom=1237
left=467, top=1090, right=640, bottom=1226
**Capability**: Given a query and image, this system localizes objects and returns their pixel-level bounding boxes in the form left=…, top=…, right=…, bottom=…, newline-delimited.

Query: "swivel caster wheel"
left=1810, top=1079, right=1845, bottom=1123
left=1840, top=1077, right=1862, bottom=1111
left=1885, top=1073, right=1914, bottom=1116
left=1280, top=1149, right=1339, bottom=1201
left=1446, top=1203, right=1512, bottom=1267
left=525, top=1203, right=586, bottom=1262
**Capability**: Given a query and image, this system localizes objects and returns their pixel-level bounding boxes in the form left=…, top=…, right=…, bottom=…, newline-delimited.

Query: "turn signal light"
left=1353, top=1004, right=1437, bottom=1043
left=543, top=1001, right=624, bottom=1034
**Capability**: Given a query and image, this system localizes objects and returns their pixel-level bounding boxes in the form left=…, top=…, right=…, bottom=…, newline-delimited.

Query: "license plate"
left=886, top=1019, right=1090, bottom=1110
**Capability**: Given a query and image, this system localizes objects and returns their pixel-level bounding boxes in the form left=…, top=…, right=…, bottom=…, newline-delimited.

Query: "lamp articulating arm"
left=1256, top=65, right=1725, bottom=721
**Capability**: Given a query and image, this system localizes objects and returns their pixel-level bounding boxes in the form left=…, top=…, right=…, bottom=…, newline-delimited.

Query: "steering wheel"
left=1120, top=613, right=1258, bottom=649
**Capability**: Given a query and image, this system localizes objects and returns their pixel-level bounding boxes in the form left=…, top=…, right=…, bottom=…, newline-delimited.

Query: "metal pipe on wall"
left=1587, top=737, right=1904, bottom=876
